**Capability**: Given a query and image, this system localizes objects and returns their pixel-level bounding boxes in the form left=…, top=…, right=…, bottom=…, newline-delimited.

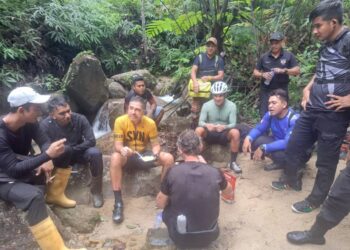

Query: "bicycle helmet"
left=211, top=81, right=228, bottom=94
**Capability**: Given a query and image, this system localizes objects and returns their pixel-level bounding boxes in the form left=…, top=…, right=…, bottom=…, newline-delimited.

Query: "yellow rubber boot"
left=30, top=217, right=86, bottom=250
left=46, top=167, right=76, bottom=208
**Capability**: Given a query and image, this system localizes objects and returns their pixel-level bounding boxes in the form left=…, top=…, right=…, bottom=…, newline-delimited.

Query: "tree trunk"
left=141, top=0, right=148, bottom=62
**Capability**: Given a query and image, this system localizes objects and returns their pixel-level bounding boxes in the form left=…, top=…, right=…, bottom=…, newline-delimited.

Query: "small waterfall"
left=92, top=101, right=111, bottom=139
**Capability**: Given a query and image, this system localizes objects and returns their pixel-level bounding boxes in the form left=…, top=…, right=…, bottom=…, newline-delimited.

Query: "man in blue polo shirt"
left=253, top=32, right=300, bottom=117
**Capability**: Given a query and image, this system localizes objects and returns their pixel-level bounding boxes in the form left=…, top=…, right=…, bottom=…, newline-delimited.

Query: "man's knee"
left=195, top=127, right=206, bottom=137
left=86, top=147, right=102, bottom=158
left=228, top=128, right=240, bottom=140
left=110, top=152, right=125, bottom=169
left=159, top=152, right=174, bottom=167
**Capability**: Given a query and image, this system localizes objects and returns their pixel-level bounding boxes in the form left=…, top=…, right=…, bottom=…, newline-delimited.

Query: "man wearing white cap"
left=0, top=87, right=85, bottom=249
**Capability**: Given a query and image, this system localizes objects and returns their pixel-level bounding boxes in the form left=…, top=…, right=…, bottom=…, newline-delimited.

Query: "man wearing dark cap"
left=190, top=37, right=225, bottom=128
left=124, top=74, right=164, bottom=126
left=253, top=32, right=300, bottom=117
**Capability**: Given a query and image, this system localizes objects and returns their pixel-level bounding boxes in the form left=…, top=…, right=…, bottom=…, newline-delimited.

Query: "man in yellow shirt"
left=110, top=96, right=174, bottom=224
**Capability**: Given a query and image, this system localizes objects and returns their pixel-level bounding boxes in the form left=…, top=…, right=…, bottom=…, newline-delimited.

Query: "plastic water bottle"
left=154, top=210, right=163, bottom=229
left=264, top=70, right=275, bottom=85
left=177, top=214, right=187, bottom=234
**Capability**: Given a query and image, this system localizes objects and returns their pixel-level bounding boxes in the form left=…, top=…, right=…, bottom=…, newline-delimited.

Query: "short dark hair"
left=269, top=89, right=289, bottom=104
left=132, top=74, right=144, bottom=86
left=47, top=95, right=69, bottom=113
left=177, top=130, right=202, bottom=155
left=129, top=96, right=146, bottom=110
left=9, top=103, right=32, bottom=113
left=309, top=0, right=343, bottom=24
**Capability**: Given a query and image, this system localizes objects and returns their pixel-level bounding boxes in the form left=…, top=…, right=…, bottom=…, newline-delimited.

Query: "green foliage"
left=0, top=67, right=25, bottom=88
left=228, top=91, right=260, bottom=125
left=37, top=74, right=64, bottom=92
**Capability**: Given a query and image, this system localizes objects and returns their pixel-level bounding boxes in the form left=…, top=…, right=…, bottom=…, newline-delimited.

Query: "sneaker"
left=271, top=180, right=301, bottom=191
left=229, top=162, right=242, bottom=174
left=264, top=163, right=283, bottom=171
left=291, top=200, right=317, bottom=213
left=221, top=192, right=234, bottom=204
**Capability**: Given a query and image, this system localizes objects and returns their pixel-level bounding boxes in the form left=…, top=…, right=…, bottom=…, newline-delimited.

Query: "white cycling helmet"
left=211, top=81, right=228, bottom=94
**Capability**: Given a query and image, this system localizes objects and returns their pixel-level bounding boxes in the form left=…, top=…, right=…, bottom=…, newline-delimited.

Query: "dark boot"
left=286, top=231, right=325, bottom=245
left=90, top=175, right=104, bottom=208
left=113, top=202, right=124, bottom=224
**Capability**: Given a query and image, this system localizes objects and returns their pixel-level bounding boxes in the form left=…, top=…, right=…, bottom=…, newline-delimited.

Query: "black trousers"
left=285, top=110, right=349, bottom=207
left=53, top=146, right=103, bottom=177
left=0, top=174, right=48, bottom=226
left=311, top=161, right=350, bottom=236
left=252, top=135, right=286, bottom=166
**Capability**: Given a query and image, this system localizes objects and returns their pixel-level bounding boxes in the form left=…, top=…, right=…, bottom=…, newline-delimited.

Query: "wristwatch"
left=259, top=144, right=266, bottom=153
left=284, top=68, right=288, bottom=74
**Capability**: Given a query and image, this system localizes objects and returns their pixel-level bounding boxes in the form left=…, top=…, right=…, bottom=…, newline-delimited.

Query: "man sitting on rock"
left=40, top=95, right=104, bottom=208
left=124, top=74, right=164, bottom=126
left=110, top=96, right=174, bottom=224
left=195, top=81, right=242, bottom=174
left=156, top=129, right=232, bottom=248
left=0, top=87, right=85, bottom=250
left=242, top=89, right=299, bottom=171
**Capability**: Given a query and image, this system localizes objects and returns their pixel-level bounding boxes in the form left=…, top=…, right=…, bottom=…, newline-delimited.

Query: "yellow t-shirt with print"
left=114, top=114, right=158, bottom=152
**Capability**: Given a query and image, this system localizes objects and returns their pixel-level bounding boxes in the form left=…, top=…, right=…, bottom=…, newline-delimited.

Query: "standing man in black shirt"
left=156, top=130, right=232, bottom=248
left=40, top=95, right=104, bottom=208
left=253, top=32, right=300, bottom=117
left=271, top=1, right=350, bottom=214
left=0, top=87, right=84, bottom=249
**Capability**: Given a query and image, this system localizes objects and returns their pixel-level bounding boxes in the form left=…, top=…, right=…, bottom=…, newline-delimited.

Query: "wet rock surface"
left=108, top=80, right=128, bottom=98
left=111, top=69, right=157, bottom=90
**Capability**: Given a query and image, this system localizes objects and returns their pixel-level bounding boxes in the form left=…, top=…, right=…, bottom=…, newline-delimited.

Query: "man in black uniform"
left=156, top=130, right=232, bottom=248
left=271, top=0, right=350, bottom=215
left=40, top=95, right=104, bottom=208
left=253, top=32, right=300, bottom=117
left=286, top=1, right=350, bottom=244
left=0, top=87, right=84, bottom=250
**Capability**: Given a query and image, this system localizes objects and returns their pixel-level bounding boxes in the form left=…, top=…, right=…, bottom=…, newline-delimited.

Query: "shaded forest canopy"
left=1, top=0, right=349, bottom=122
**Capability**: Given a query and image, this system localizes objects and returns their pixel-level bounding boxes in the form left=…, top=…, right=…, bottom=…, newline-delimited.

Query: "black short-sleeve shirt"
left=255, top=49, right=298, bottom=90
left=161, top=161, right=226, bottom=235
left=124, top=89, right=153, bottom=106
left=193, top=53, right=224, bottom=78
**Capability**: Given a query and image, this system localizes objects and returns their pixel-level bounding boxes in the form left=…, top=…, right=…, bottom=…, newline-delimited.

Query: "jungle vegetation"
left=1, top=0, right=349, bottom=122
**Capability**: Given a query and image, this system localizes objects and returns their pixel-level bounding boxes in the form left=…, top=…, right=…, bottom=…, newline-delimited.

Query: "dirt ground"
left=85, top=154, right=350, bottom=250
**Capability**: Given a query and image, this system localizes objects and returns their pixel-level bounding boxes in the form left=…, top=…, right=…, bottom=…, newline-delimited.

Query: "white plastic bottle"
left=264, top=70, right=275, bottom=85
left=177, top=214, right=187, bottom=234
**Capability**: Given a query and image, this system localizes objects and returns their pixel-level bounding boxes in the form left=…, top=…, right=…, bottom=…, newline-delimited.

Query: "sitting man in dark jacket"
left=0, top=87, right=85, bottom=250
left=40, top=95, right=104, bottom=208
left=156, top=130, right=232, bottom=248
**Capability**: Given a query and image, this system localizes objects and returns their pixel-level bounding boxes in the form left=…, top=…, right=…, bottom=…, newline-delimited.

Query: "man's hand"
left=193, top=81, right=199, bottom=93
left=325, top=94, right=350, bottom=111
left=36, top=161, right=54, bottom=183
left=46, top=138, right=66, bottom=158
left=120, top=146, right=132, bottom=157
left=262, top=71, right=273, bottom=80
left=215, top=124, right=226, bottom=132
left=205, top=123, right=216, bottom=132
left=273, top=68, right=286, bottom=74
left=242, top=137, right=252, bottom=155
left=253, top=147, right=264, bottom=161
left=201, top=76, right=212, bottom=82
left=301, top=89, right=310, bottom=111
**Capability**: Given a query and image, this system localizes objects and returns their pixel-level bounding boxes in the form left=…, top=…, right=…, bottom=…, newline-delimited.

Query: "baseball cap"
left=7, top=87, right=50, bottom=107
left=206, top=37, right=218, bottom=46
left=270, top=32, right=284, bottom=41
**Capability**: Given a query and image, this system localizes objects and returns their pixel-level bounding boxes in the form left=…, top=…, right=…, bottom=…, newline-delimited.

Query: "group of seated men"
left=0, top=79, right=299, bottom=249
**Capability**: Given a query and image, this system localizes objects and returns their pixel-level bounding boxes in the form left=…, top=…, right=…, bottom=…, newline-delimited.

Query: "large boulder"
left=63, top=53, right=109, bottom=118
left=107, top=98, right=125, bottom=129
left=111, top=69, right=157, bottom=90
left=108, top=79, right=128, bottom=98
left=153, top=76, right=175, bottom=96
